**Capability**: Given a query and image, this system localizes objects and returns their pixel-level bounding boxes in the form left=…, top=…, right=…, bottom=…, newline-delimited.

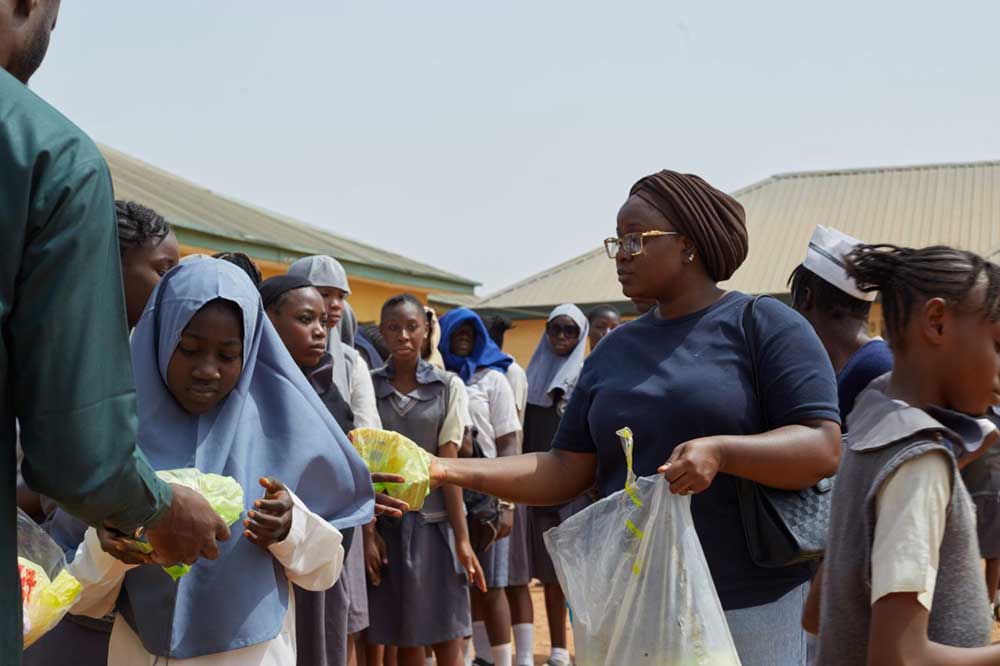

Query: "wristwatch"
left=498, top=500, right=516, bottom=512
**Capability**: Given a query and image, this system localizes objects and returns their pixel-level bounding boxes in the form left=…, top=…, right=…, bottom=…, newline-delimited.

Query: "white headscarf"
left=288, top=255, right=354, bottom=396
left=526, top=304, right=589, bottom=407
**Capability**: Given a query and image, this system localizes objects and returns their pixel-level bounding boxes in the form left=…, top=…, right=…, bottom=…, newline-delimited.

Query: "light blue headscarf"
left=121, top=259, right=373, bottom=659
left=526, top=304, right=589, bottom=408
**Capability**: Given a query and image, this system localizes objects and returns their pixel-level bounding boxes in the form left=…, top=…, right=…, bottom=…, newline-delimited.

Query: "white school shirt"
left=465, top=368, right=522, bottom=459
left=505, top=362, right=528, bottom=424
left=870, top=416, right=999, bottom=611
left=69, top=491, right=344, bottom=666
left=347, top=349, right=382, bottom=429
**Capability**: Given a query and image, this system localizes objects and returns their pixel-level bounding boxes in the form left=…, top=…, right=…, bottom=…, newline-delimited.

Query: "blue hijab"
left=122, top=259, right=373, bottom=659
left=438, top=308, right=513, bottom=384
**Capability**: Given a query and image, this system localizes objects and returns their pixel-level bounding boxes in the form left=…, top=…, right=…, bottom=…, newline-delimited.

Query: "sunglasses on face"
left=546, top=323, right=581, bottom=339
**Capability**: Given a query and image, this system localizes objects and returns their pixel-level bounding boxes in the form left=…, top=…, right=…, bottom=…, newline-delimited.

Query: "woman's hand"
left=244, top=477, right=293, bottom=548
left=371, top=473, right=410, bottom=518
left=658, top=437, right=725, bottom=495
left=364, top=522, right=388, bottom=586
left=496, top=504, right=515, bottom=540
left=96, top=526, right=156, bottom=566
left=456, top=537, right=487, bottom=593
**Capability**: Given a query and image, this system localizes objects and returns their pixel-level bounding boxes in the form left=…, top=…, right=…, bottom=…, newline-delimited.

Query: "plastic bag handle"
left=616, top=428, right=646, bottom=575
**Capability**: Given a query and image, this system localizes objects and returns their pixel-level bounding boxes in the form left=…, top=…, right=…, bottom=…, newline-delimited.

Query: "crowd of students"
left=6, top=5, right=1000, bottom=666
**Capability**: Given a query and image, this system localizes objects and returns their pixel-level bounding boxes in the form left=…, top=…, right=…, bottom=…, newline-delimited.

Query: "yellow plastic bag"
left=350, top=428, right=431, bottom=511
left=17, top=510, right=82, bottom=648
left=136, top=469, right=245, bottom=580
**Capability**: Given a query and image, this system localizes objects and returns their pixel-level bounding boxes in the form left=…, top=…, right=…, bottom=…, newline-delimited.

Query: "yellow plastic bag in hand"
left=17, top=510, right=82, bottom=648
left=350, top=428, right=431, bottom=511
left=147, top=469, right=245, bottom=580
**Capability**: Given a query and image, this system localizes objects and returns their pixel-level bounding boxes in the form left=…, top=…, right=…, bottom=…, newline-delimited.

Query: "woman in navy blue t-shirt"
left=435, top=170, right=842, bottom=666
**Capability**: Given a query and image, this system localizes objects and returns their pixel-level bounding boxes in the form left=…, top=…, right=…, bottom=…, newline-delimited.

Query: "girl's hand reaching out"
left=244, top=477, right=293, bottom=548
left=371, top=473, right=410, bottom=518
left=456, top=538, right=487, bottom=593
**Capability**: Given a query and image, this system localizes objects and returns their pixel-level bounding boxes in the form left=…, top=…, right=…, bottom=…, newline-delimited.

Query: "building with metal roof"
left=479, top=160, right=1000, bottom=363
left=101, top=144, right=477, bottom=322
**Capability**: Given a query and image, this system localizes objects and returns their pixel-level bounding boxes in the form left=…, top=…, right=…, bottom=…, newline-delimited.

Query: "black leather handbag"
left=463, top=427, right=502, bottom=553
left=736, top=296, right=836, bottom=568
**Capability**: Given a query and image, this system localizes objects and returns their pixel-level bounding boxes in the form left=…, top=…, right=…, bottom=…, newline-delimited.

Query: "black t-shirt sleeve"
left=754, top=298, right=842, bottom=428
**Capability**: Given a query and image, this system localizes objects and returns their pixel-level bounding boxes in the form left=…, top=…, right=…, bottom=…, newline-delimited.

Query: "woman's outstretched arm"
left=433, top=449, right=597, bottom=506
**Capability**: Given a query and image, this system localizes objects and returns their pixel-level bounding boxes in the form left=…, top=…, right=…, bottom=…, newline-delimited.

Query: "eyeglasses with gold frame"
left=604, top=231, right=680, bottom=259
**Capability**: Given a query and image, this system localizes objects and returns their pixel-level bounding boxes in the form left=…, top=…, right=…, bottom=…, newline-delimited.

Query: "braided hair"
left=380, top=293, right=424, bottom=321
left=116, top=200, right=171, bottom=256
left=845, top=244, right=1000, bottom=344
left=787, top=264, right=872, bottom=322
left=213, top=252, right=263, bottom=288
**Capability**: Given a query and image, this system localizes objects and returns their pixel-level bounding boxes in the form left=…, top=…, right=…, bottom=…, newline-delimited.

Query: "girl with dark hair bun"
left=813, top=244, right=1000, bottom=665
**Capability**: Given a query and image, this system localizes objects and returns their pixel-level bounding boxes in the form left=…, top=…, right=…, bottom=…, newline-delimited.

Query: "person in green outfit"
left=1, top=2, right=230, bottom=661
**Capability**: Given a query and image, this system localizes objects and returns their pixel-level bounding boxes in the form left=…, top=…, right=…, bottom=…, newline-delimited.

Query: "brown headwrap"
left=629, top=170, right=748, bottom=282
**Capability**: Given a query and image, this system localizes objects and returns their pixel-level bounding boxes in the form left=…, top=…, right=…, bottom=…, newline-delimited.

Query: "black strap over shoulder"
left=736, top=294, right=834, bottom=568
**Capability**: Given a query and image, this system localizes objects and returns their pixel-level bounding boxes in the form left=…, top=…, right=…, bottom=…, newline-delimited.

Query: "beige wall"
left=179, top=244, right=433, bottom=324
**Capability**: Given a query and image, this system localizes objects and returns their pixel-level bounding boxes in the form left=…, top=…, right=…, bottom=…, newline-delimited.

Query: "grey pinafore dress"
left=367, top=361, right=472, bottom=647
left=295, top=358, right=367, bottom=666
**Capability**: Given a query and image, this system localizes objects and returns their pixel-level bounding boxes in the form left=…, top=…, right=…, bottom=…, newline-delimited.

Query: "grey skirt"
left=294, top=527, right=369, bottom=665
left=975, top=495, right=1000, bottom=559
left=478, top=536, right=510, bottom=589
left=367, top=513, right=471, bottom=647
left=528, top=495, right=592, bottom=584
left=342, top=529, right=370, bottom=634
left=507, top=504, right=531, bottom=587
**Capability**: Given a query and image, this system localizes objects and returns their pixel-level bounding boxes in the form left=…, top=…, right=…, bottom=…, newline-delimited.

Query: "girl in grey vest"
left=816, top=244, right=1000, bottom=665
left=366, top=295, right=486, bottom=666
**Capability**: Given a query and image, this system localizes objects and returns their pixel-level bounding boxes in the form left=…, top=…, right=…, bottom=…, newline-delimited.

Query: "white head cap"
left=803, top=225, right=876, bottom=302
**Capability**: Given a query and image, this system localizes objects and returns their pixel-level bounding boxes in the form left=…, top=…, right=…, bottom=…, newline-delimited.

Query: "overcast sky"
left=31, top=1, right=1000, bottom=294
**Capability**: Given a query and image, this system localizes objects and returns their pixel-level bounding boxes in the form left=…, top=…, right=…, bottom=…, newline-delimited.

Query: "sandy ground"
left=529, top=582, right=575, bottom=665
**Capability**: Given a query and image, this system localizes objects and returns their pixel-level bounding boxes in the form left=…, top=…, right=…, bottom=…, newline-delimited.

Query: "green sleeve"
left=13, top=157, right=172, bottom=532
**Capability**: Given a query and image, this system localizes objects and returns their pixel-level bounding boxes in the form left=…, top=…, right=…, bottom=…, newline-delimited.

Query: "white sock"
left=512, top=623, right=534, bottom=666
left=472, top=621, right=492, bottom=662
left=425, top=658, right=435, bottom=666
left=550, top=646, right=570, bottom=666
left=491, top=643, right=512, bottom=666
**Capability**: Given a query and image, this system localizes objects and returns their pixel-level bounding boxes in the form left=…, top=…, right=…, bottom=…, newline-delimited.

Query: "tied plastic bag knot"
left=350, top=428, right=431, bottom=511
left=543, top=429, right=742, bottom=665
left=17, top=508, right=82, bottom=648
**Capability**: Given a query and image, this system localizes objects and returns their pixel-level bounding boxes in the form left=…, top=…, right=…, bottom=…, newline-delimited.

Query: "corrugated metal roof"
left=479, top=160, right=1000, bottom=309
left=100, top=145, right=477, bottom=292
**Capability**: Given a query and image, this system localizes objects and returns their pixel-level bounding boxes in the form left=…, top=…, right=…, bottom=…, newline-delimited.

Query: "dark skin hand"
left=659, top=420, right=841, bottom=494
left=371, top=473, right=410, bottom=518
left=143, top=484, right=231, bottom=566
left=244, top=477, right=293, bottom=548
left=364, top=521, right=388, bottom=587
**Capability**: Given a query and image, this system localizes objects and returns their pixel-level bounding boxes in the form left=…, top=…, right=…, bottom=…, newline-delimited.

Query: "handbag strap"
left=741, top=295, right=771, bottom=430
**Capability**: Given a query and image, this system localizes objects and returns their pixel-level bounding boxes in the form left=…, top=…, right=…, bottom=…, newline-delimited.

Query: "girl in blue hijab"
left=438, top=308, right=522, bottom=666
left=438, top=308, right=513, bottom=383
left=67, top=259, right=374, bottom=665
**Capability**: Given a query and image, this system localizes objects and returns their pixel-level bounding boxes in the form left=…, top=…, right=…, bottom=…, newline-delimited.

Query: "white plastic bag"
left=544, top=428, right=741, bottom=666
left=17, top=508, right=82, bottom=648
